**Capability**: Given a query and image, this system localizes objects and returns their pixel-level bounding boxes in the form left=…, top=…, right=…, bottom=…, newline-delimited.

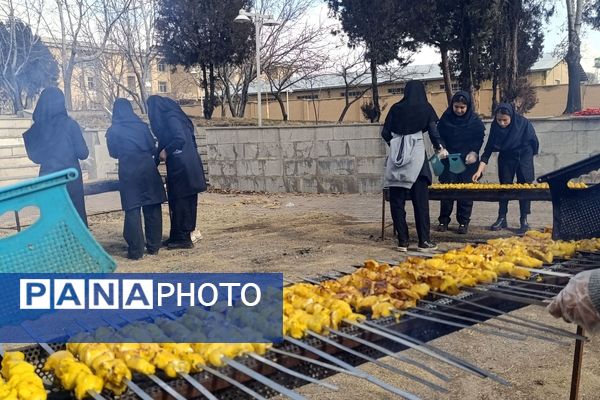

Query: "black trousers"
left=438, top=163, right=478, bottom=225
left=497, top=147, right=535, bottom=216
left=389, top=176, right=431, bottom=244
left=168, top=194, right=198, bottom=243
left=123, top=203, right=162, bottom=258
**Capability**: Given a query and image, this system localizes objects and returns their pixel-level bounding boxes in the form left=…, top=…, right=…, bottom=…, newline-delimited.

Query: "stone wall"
left=204, top=116, right=600, bottom=194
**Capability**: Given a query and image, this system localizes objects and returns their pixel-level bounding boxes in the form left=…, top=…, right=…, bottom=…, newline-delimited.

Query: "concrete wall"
left=197, top=82, right=600, bottom=123
left=204, top=117, right=600, bottom=194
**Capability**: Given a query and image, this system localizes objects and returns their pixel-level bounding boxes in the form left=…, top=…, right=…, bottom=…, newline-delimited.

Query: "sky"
left=312, top=2, right=600, bottom=73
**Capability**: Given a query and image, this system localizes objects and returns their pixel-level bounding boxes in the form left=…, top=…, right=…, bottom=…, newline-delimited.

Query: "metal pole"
left=570, top=325, right=585, bottom=400
left=255, top=16, right=262, bottom=127
left=381, top=190, right=385, bottom=239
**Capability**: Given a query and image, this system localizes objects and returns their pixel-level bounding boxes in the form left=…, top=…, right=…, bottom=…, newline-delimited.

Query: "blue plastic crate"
left=0, top=168, right=116, bottom=272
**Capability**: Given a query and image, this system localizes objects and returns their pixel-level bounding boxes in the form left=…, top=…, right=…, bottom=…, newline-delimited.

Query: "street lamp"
left=235, top=8, right=279, bottom=127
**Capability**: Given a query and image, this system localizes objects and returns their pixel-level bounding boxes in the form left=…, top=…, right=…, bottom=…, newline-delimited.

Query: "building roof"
left=250, top=53, right=564, bottom=95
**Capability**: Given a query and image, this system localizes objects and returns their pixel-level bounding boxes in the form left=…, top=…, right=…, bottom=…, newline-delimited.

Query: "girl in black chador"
left=106, top=98, right=167, bottom=259
left=147, top=95, right=207, bottom=249
left=473, top=103, right=539, bottom=233
left=436, top=91, right=485, bottom=234
left=382, top=80, right=448, bottom=252
left=23, top=87, right=89, bottom=225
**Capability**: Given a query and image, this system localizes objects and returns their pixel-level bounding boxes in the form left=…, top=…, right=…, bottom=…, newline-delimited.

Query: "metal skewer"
left=284, top=336, right=422, bottom=399
left=460, top=286, right=550, bottom=306
left=359, top=321, right=510, bottom=385
left=431, top=292, right=587, bottom=340
left=306, top=330, right=447, bottom=393
left=417, top=300, right=568, bottom=345
left=248, top=353, right=338, bottom=390
left=222, top=357, right=307, bottom=400
left=327, top=327, right=450, bottom=382
left=38, top=342, right=107, bottom=400
left=203, top=365, right=268, bottom=400
left=268, top=347, right=366, bottom=378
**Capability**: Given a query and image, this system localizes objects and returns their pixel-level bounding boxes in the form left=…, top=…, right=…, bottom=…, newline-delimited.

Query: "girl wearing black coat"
left=436, top=91, right=485, bottom=234
left=23, top=87, right=89, bottom=225
left=381, top=80, right=447, bottom=252
left=473, top=103, right=539, bottom=232
left=147, top=95, right=207, bottom=249
left=106, top=98, right=167, bottom=259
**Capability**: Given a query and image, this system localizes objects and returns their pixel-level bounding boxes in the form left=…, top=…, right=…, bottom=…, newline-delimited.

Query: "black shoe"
left=397, top=241, right=409, bottom=252
left=167, top=240, right=194, bottom=250
left=457, top=224, right=468, bottom=234
left=518, top=216, right=530, bottom=233
left=127, top=253, right=143, bottom=260
left=162, top=238, right=172, bottom=247
left=417, top=241, right=438, bottom=251
left=147, top=249, right=159, bottom=255
left=437, top=223, right=448, bottom=232
left=490, top=215, right=507, bottom=231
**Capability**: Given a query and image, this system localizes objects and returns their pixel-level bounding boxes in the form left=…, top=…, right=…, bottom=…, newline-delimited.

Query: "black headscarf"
left=106, top=98, right=156, bottom=155
left=490, top=103, right=539, bottom=154
left=147, top=95, right=194, bottom=139
left=32, top=86, right=69, bottom=124
left=437, top=91, right=485, bottom=154
left=112, top=98, right=145, bottom=125
left=384, top=80, right=438, bottom=135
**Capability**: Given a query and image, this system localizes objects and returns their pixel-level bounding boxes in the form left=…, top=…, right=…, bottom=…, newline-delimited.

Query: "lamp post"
left=234, top=9, right=279, bottom=127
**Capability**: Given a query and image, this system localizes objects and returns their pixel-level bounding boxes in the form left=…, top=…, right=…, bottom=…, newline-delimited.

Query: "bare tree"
left=332, top=47, right=370, bottom=123
left=217, top=61, right=254, bottom=118
left=258, top=0, right=331, bottom=121
left=0, top=0, right=57, bottom=113
left=39, top=0, right=131, bottom=110
left=564, top=0, right=584, bottom=113
left=107, top=0, right=156, bottom=112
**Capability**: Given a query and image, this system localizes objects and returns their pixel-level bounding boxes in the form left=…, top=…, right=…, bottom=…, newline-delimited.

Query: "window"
left=387, top=87, right=404, bottom=95
left=127, top=76, right=136, bottom=90
left=297, top=94, right=318, bottom=100
left=87, top=76, right=95, bottom=90
left=439, top=83, right=460, bottom=91
left=158, top=81, right=168, bottom=93
left=340, top=90, right=363, bottom=97
left=158, top=62, right=166, bottom=72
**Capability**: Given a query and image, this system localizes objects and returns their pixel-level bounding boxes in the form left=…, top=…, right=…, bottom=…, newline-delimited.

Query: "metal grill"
left=3, top=250, right=594, bottom=400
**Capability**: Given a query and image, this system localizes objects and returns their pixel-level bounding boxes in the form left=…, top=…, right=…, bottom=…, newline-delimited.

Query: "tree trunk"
left=564, top=0, right=583, bottom=114
left=63, top=65, right=74, bottom=111
left=274, top=93, right=288, bottom=121
left=369, top=58, right=380, bottom=123
left=338, top=96, right=351, bottom=123
left=491, top=66, right=499, bottom=114
left=11, top=89, right=24, bottom=114
left=206, top=63, right=216, bottom=119
left=439, top=44, right=453, bottom=105
left=201, top=64, right=210, bottom=119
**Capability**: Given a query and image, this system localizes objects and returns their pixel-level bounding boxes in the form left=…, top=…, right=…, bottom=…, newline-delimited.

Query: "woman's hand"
left=465, top=151, right=478, bottom=165
left=437, top=147, right=449, bottom=160
left=548, top=270, right=600, bottom=333
left=472, top=162, right=486, bottom=182
left=159, top=149, right=167, bottom=161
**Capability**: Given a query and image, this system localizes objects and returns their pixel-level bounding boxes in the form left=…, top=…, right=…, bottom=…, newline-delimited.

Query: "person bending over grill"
left=548, top=269, right=600, bottom=334
left=436, top=91, right=485, bottom=234
left=23, top=87, right=89, bottom=225
left=147, top=95, right=207, bottom=250
left=382, top=80, right=448, bottom=252
left=106, top=98, right=167, bottom=260
left=472, top=103, right=539, bottom=233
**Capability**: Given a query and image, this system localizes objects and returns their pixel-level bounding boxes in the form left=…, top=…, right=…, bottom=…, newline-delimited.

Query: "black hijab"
left=32, top=86, right=69, bottom=124
left=438, top=91, right=484, bottom=135
left=146, top=95, right=194, bottom=139
left=107, top=98, right=155, bottom=154
left=384, top=80, right=438, bottom=135
left=490, top=103, right=539, bottom=154
left=112, top=98, right=145, bottom=125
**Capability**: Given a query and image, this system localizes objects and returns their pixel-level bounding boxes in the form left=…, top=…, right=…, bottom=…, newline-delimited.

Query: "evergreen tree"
left=155, top=0, right=252, bottom=119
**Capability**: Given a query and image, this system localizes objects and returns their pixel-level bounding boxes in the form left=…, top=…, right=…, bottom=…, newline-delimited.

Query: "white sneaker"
left=191, top=229, right=203, bottom=243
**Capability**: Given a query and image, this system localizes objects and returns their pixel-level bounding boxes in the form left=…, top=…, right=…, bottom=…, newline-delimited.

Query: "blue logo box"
left=0, top=273, right=282, bottom=343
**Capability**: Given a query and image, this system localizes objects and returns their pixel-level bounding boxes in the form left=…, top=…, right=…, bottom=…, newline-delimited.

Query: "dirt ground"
left=82, top=191, right=600, bottom=400
left=3, top=190, right=598, bottom=398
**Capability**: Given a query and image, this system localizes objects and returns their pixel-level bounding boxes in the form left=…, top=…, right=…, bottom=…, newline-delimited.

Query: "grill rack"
left=6, top=254, right=586, bottom=400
